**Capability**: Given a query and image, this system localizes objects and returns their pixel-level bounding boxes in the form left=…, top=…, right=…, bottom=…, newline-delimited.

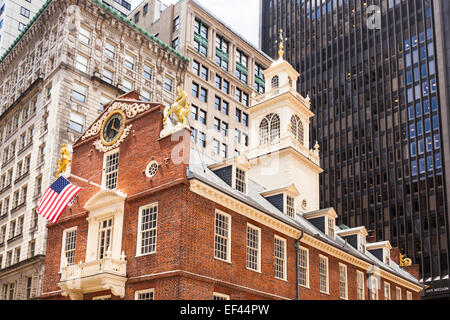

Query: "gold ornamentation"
left=400, top=254, right=413, bottom=267
left=278, top=29, right=285, bottom=59
left=93, top=125, right=133, bottom=153
left=56, top=144, right=72, bottom=178
left=163, top=88, right=191, bottom=126
left=100, top=110, right=126, bottom=147
left=81, top=102, right=153, bottom=141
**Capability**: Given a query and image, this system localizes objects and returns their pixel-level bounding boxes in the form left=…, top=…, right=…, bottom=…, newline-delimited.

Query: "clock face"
left=101, top=111, right=125, bottom=146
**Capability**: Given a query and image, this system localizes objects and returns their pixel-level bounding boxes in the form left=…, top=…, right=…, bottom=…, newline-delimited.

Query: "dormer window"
left=327, top=217, right=335, bottom=238
left=235, top=167, right=246, bottom=193
left=286, top=195, right=295, bottom=218
left=358, top=234, right=366, bottom=253
left=384, top=248, right=390, bottom=265
left=366, top=241, right=392, bottom=265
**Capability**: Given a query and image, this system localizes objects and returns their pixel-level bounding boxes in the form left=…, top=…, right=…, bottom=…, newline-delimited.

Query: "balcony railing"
left=58, top=250, right=127, bottom=299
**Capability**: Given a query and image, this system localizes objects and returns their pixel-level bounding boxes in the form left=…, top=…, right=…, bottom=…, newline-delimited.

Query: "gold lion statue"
left=56, top=144, right=72, bottom=178
left=163, top=88, right=191, bottom=126
left=400, top=254, right=413, bottom=267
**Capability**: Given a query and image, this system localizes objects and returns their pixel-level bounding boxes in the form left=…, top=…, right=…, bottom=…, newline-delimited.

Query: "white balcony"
left=58, top=250, right=127, bottom=300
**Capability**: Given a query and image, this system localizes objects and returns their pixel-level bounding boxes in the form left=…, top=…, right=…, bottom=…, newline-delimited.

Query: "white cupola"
left=246, top=30, right=323, bottom=214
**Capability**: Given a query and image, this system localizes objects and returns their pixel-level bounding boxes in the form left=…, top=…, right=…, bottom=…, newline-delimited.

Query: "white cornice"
left=189, top=178, right=422, bottom=292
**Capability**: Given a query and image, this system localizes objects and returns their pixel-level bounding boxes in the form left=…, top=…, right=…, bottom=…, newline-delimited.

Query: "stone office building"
left=131, top=0, right=272, bottom=161
left=39, top=52, right=422, bottom=300
left=0, top=0, right=187, bottom=300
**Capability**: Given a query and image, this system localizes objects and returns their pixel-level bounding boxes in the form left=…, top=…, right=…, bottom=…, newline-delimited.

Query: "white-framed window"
left=75, top=53, right=89, bottom=73
left=72, top=82, right=87, bottom=103
left=164, top=77, right=173, bottom=92
left=235, top=167, right=246, bottom=193
left=102, top=68, right=114, bottom=84
left=213, top=292, right=230, bottom=300
left=358, top=234, right=366, bottom=253
left=143, top=64, right=152, bottom=80
left=141, top=89, right=151, bottom=102
left=370, top=277, right=379, bottom=300
left=319, top=255, right=329, bottom=294
left=69, top=111, right=85, bottom=133
left=61, top=227, right=77, bottom=267
left=98, top=218, right=114, bottom=259
left=406, top=291, right=412, bottom=300
left=78, top=25, right=91, bottom=45
left=122, top=78, right=133, bottom=91
left=356, top=270, right=365, bottom=300
left=396, top=287, right=402, bottom=300
left=286, top=195, right=295, bottom=218
left=214, top=210, right=231, bottom=263
left=124, top=52, right=135, bottom=70
left=290, top=115, right=304, bottom=145
left=259, top=113, right=280, bottom=145
left=327, top=217, right=335, bottom=238
left=298, top=247, right=309, bottom=288
left=136, top=203, right=158, bottom=256
left=274, top=236, right=287, bottom=280
left=135, top=289, right=154, bottom=300
left=339, top=263, right=348, bottom=299
left=102, top=150, right=119, bottom=190
left=246, top=224, right=260, bottom=272
left=104, top=41, right=116, bottom=59
left=384, top=282, right=391, bottom=300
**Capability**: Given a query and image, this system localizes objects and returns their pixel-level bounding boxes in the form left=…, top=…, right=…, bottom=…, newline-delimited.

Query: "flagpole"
left=68, top=173, right=102, bottom=189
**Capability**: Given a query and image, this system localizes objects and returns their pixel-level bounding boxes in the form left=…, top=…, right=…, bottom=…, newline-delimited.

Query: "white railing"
left=61, top=251, right=126, bottom=281
left=253, top=84, right=311, bottom=108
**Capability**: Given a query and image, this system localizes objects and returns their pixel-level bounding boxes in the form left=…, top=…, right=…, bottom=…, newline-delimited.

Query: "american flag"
left=37, top=176, right=81, bottom=223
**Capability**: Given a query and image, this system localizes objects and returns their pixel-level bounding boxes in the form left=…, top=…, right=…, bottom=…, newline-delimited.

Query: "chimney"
left=390, top=247, right=400, bottom=265
left=403, top=265, right=421, bottom=281
left=366, top=230, right=376, bottom=243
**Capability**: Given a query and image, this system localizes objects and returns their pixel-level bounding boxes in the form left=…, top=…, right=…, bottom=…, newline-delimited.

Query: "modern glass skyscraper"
left=261, top=0, right=450, bottom=300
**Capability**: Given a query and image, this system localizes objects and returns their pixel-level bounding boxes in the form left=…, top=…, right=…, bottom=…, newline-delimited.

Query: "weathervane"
left=278, top=29, right=286, bottom=59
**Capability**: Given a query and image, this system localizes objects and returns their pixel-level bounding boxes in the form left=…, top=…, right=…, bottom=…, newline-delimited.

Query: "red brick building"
left=40, top=55, right=423, bottom=301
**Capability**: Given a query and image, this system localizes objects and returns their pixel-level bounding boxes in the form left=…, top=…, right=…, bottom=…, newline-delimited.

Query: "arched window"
left=259, top=113, right=280, bottom=145
left=271, top=76, right=279, bottom=89
left=290, top=115, right=304, bottom=145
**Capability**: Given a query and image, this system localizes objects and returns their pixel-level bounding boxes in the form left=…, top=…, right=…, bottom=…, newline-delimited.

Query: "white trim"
left=60, top=227, right=77, bottom=271
left=396, top=286, right=402, bottom=300
left=136, top=202, right=158, bottom=257
left=214, top=209, right=232, bottom=264
left=101, top=148, right=120, bottom=190
left=339, top=263, right=348, bottom=300
left=384, top=281, right=391, bottom=300
left=356, top=270, right=365, bottom=300
left=319, top=254, right=329, bottom=294
left=135, top=288, right=155, bottom=300
left=274, top=235, right=287, bottom=281
left=213, top=292, right=230, bottom=300
left=246, top=223, right=261, bottom=273
left=189, top=179, right=423, bottom=292
left=406, top=291, right=412, bottom=300
left=298, top=246, right=310, bottom=288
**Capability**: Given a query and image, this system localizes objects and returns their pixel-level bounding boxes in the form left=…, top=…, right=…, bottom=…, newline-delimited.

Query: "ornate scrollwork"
left=81, top=102, right=152, bottom=141
left=93, top=125, right=132, bottom=153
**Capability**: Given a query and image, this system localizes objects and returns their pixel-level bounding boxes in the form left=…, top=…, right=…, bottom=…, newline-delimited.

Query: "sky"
left=130, top=0, right=260, bottom=47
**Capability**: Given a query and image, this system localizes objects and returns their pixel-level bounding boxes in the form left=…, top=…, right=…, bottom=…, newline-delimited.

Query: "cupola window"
left=290, top=115, right=304, bottom=145
left=259, top=113, right=280, bottom=145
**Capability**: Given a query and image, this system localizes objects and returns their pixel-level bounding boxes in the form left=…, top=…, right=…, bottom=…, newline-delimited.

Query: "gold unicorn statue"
left=163, top=88, right=191, bottom=126
left=55, top=144, right=72, bottom=178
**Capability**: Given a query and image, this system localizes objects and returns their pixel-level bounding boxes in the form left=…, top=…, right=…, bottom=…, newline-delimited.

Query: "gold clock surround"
left=100, top=110, right=126, bottom=147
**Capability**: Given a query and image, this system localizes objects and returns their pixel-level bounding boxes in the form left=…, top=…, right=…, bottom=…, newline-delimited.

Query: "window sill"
left=214, top=257, right=232, bottom=265
left=135, top=251, right=156, bottom=258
